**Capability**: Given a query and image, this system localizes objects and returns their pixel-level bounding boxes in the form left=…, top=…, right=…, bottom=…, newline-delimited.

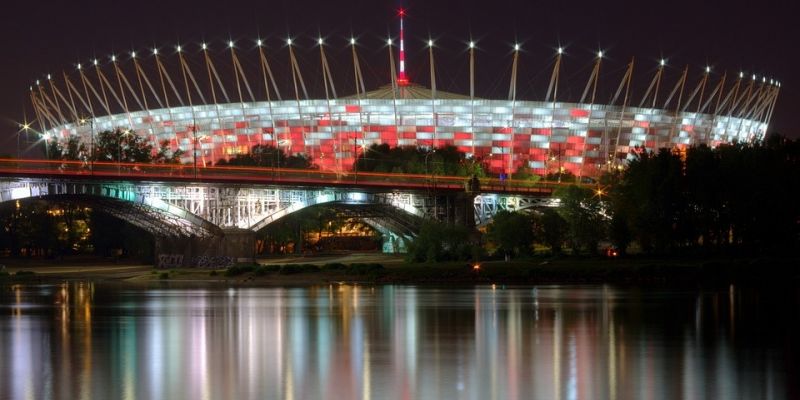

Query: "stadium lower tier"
left=48, top=99, right=767, bottom=177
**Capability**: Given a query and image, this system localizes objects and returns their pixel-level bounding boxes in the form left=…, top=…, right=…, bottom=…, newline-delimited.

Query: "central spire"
left=397, top=8, right=409, bottom=86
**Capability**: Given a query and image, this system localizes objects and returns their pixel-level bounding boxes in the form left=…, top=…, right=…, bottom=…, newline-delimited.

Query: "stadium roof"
left=346, top=83, right=474, bottom=100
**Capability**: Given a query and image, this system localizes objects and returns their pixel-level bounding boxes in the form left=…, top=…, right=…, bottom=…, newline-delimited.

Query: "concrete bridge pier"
left=432, top=192, right=476, bottom=229
left=154, top=228, right=256, bottom=268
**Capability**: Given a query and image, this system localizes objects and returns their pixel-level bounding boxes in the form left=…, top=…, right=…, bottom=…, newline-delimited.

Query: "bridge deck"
left=0, top=158, right=589, bottom=195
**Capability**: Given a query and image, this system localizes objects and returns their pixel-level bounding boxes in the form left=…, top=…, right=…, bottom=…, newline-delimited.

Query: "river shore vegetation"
left=1, top=136, right=797, bottom=279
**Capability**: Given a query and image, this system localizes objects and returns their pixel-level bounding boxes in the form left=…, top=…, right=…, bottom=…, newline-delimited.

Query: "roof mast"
left=397, top=8, right=409, bottom=86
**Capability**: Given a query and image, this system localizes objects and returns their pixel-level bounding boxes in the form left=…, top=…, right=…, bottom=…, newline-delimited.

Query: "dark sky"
left=1, top=0, right=796, bottom=155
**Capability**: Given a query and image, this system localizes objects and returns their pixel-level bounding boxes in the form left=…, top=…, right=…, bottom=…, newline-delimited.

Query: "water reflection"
left=0, top=283, right=796, bottom=399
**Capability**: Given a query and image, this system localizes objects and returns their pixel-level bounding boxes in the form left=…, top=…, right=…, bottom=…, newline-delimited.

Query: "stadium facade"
left=28, top=14, right=780, bottom=178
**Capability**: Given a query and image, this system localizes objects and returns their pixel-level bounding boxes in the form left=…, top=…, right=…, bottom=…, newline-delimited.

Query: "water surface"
left=0, top=283, right=797, bottom=399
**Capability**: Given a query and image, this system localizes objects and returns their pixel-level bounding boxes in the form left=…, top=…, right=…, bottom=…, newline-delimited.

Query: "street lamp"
left=425, top=149, right=437, bottom=189
left=118, top=129, right=134, bottom=175
left=17, top=122, right=31, bottom=158
left=79, top=117, right=94, bottom=173
left=192, top=119, right=198, bottom=179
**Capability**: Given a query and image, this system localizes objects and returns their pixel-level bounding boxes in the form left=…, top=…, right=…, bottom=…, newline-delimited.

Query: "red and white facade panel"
left=51, top=99, right=767, bottom=177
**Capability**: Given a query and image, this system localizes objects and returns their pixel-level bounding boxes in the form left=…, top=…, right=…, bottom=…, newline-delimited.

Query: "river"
left=0, top=283, right=797, bottom=399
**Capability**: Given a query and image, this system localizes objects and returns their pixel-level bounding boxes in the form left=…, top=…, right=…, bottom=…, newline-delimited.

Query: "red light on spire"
left=397, top=8, right=409, bottom=86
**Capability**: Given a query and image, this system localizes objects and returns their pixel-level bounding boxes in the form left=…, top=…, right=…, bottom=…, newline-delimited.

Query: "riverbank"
left=2, top=254, right=799, bottom=287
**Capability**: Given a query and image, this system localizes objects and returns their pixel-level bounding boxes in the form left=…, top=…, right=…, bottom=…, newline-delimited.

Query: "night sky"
left=1, top=0, right=796, bottom=155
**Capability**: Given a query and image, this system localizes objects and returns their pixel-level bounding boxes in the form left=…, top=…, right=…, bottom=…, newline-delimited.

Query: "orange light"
left=472, top=264, right=480, bottom=270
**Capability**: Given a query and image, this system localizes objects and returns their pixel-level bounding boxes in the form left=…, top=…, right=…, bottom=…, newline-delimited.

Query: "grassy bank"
left=3, top=255, right=797, bottom=287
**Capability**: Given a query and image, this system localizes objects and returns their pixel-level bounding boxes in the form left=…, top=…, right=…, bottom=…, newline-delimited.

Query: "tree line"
left=411, top=136, right=800, bottom=262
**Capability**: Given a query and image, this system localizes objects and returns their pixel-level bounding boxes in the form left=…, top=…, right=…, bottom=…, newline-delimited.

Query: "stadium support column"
left=288, top=38, right=311, bottom=162
left=508, top=44, right=520, bottom=178
left=129, top=52, right=160, bottom=143
left=428, top=39, right=437, bottom=149
left=611, top=58, right=634, bottom=168
left=111, top=55, right=141, bottom=131
left=202, top=43, right=230, bottom=161
left=45, top=75, right=66, bottom=125
left=353, top=38, right=367, bottom=179
left=469, top=41, right=476, bottom=157
left=318, top=38, right=338, bottom=174
left=546, top=47, right=563, bottom=178
left=699, top=72, right=727, bottom=144
left=230, top=41, right=256, bottom=148
left=763, top=83, right=780, bottom=132
left=638, top=60, right=665, bottom=150
left=664, top=66, right=688, bottom=149
left=579, top=51, right=601, bottom=176
left=717, top=73, right=743, bottom=142
left=257, top=39, right=281, bottom=173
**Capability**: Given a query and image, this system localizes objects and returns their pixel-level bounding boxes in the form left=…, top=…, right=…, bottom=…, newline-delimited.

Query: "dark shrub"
left=347, top=263, right=384, bottom=275
left=279, top=264, right=320, bottom=274
left=322, top=262, right=347, bottom=271
left=224, top=264, right=257, bottom=277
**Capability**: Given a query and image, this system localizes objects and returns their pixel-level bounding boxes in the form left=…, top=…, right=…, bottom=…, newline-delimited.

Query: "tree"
left=534, top=209, right=567, bottom=255
left=217, top=144, right=315, bottom=169
left=45, top=136, right=86, bottom=161
left=88, top=129, right=154, bottom=163
left=555, top=185, right=606, bottom=254
left=485, top=210, right=534, bottom=261
left=153, top=140, right=184, bottom=164
left=355, top=144, right=486, bottom=177
left=405, top=221, right=472, bottom=262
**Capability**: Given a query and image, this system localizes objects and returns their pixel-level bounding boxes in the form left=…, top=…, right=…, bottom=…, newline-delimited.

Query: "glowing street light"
left=201, top=42, right=207, bottom=50
left=660, top=58, right=666, bottom=66
left=387, top=38, right=393, bottom=45
left=469, top=41, right=475, bottom=49
left=350, top=37, right=356, bottom=45
left=256, top=39, right=263, bottom=47
left=428, top=39, right=434, bottom=47
left=557, top=46, right=563, bottom=54
left=318, top=37, right=324, bottom=45
left=131, top=51, right=136, bottom=58
left=153, top=48, right=159, bottom=55
left=176, top=45, right=182, bottom=52
left=514, top=43, right=520, bottom=51
left=228, top=40, right=235, bottom=48
left=705, top=65, right=711, bottom=73
left=597, top=50, right=604, bottom=58
left=286, top=38, right=293, bottom=46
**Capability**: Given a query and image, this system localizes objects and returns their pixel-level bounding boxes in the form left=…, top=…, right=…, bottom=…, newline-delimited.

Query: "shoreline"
left=2, top=255, right=799, bottom=288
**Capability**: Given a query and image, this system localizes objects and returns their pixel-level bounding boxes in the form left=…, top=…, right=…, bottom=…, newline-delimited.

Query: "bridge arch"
left=248, top=191, right=425, bottom=232
left=0, top=179, right=221, bottom=238
left=473, top=193, right=561, bottom=226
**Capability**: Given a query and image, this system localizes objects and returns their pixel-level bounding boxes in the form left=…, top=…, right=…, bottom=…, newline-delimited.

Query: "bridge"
left=0, top=159, right=570, bottom=265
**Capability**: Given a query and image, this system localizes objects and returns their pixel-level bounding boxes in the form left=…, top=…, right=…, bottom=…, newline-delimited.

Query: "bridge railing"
left=0, top=158, right=587, bottom=194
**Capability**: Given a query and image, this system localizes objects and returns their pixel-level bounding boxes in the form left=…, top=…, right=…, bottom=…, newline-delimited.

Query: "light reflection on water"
left=0, top=283, right=796, bottom=399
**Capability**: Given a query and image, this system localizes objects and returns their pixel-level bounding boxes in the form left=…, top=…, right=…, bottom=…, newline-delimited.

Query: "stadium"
left=27, top=12, right=780, bottom=178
